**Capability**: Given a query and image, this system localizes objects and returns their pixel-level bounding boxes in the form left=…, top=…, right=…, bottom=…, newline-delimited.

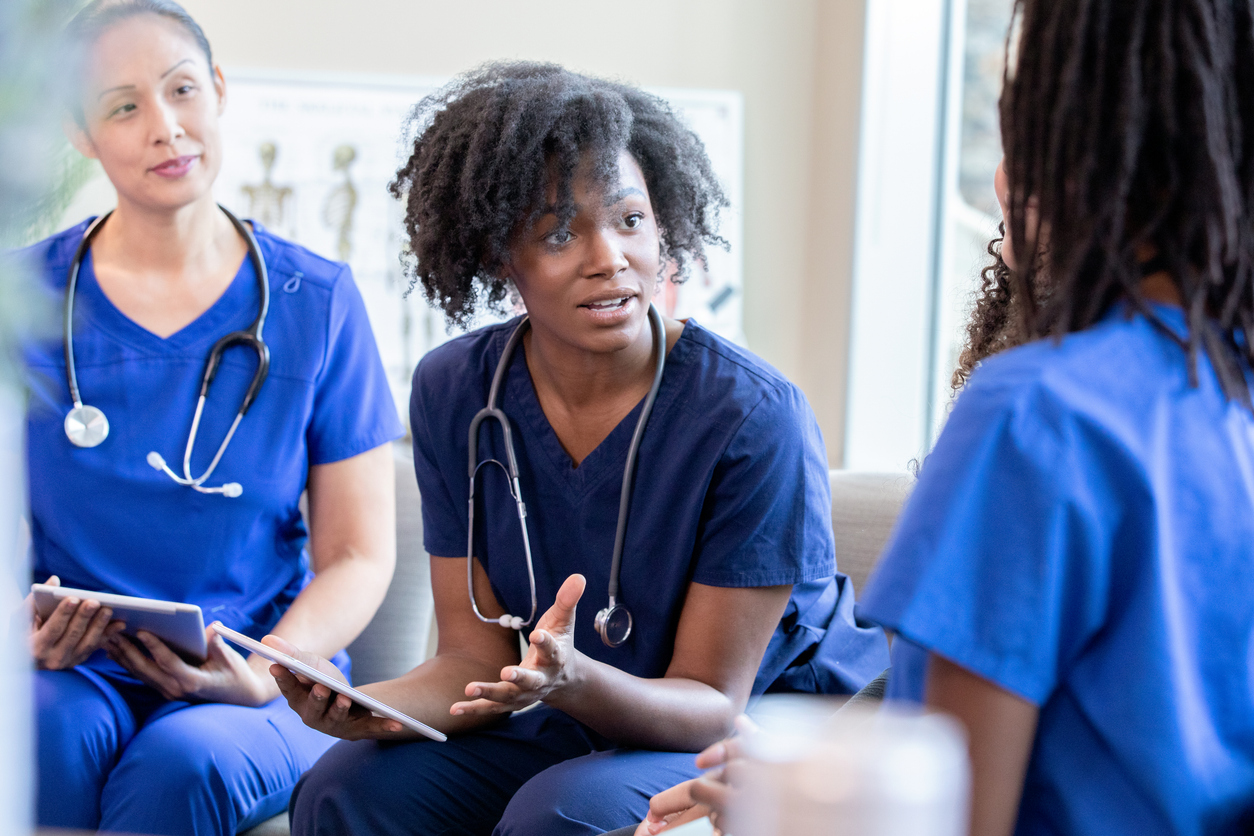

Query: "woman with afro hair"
left=268, top=61, right=887, bottom=835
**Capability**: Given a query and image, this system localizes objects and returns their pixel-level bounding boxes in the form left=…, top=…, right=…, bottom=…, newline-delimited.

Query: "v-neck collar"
left=75, top=240, right=257, bottom=355
left=500, top=321, right=689, bottom=497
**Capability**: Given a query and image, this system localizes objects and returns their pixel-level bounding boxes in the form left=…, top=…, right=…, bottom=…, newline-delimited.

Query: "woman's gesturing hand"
left=451, top=573, right=587, bottom=717
left=27, top=576, right=126, bottom=670
left=264, top=635, right=406, bottom=741
left=105, top=626, right=276, bottom=707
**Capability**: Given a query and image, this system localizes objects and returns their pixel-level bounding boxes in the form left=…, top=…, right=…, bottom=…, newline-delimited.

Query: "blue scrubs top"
left=861, top=304, right=1254, bottom=835
left=21, top=219, right=404, bottom=646
left=411, top=318, right=887, bottom=696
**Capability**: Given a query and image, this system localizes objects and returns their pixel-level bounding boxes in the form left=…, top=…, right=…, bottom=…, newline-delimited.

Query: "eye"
left=623, top=212, right=645, bottom=229
left=174, top=84, right=196, bottom=96
left=108, top=103, right=137, bottom=118
left=545, top=229, right=574, bottom=246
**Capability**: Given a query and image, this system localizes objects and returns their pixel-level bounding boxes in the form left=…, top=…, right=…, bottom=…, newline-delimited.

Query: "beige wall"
left=181, top=0, right=866, bottom=465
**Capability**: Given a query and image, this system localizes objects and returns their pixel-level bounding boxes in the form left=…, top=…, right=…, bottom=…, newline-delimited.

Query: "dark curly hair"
left=951, top=224, right=1055, bottom=390
left=994, top=0, right=1254, bottom=408
left=388, top=62, right=729, bottom=326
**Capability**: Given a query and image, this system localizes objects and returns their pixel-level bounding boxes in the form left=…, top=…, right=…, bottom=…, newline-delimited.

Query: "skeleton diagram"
left=322, top=144, right=358, bottom=262
left=240, top=142, right=293, bottom=231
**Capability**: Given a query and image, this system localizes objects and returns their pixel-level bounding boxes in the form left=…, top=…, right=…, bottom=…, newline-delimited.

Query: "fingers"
left=133, top=630, right=190, bottom=670
left=449, top=696, right=518, bottom=717
left=72, top=605, right=116, bottom=658
left=260, top=633, right=346, bottom=683
left=695, top=715, right=754, bottom=769
left=534, top=575, right=587, bottom=637
left=686, top=775, right=731, bottom=815
left=499, top=664, right=546, bottom=691
left=272, top=672, right=402, bottom=737
left=554, top=573, right=586, bottom=611
left=33, top=598, right=110, bottom=668
left=646, top=779, right=699, bottom=822
left=695, top=740, right=728, bottom=770
left=261, top=633, right=298, bottom=656
left=107, top=634, right=186, bottom=699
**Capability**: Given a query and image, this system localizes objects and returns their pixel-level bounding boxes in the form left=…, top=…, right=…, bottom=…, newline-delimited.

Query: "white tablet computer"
left=210, top=622, right=446, bottom=742
left=31, top=583, right=207, bottom=663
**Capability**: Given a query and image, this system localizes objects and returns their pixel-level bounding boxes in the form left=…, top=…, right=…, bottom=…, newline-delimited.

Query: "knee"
left=109, top=714, right=231, bottom=801
left=289, top=740, right=384, bottom=836
left=35, top=670, right=126, bottom=774
left=497, top=759, right=620, bottom=836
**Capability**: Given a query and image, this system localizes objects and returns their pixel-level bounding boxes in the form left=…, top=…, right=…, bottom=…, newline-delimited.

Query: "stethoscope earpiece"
left=496, top=614, right=525, bottom=631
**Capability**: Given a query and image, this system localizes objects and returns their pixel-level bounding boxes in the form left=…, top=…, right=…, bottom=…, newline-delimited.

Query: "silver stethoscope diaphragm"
left=64, top=404, right=109, bottom=448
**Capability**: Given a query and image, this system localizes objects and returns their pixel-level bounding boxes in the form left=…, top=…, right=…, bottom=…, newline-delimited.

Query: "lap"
left=36, top=665, right=337, bottom=835
left=292, top=705, right=606, bottom=836
left=103, top=695, right=339, bottom=834
left=291, top=705, right=703, bottom=836
left=497, top=749, right=702, bottom=836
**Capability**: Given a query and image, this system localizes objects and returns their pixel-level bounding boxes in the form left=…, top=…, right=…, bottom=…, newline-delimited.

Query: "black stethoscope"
left=467, top=303, right=666, bottom=648
left=62, top=204, right=271, bottom=498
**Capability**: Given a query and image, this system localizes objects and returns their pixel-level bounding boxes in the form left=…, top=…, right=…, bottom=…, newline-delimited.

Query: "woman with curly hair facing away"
left=268, top=62, right=888, bottom=836
left=862, top=1, right=1254, bottom=834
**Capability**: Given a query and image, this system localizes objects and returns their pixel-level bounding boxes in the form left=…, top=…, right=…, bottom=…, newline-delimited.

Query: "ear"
left=212, top=64, right=227, bottom=115
left=63, top=116, right=99, bottom=162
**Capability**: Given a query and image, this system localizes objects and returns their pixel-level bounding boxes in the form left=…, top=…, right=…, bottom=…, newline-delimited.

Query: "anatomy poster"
left=213, top=69, right=745, bottom=426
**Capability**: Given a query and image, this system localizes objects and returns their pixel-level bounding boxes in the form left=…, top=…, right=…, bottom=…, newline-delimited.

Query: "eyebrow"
left=605, top=187, right=646, bottom=206
left=96, top=59, right=195, bottom=100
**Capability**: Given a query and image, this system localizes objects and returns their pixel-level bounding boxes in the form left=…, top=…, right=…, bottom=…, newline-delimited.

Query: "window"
left=846, top=0, right=1014, bottom=471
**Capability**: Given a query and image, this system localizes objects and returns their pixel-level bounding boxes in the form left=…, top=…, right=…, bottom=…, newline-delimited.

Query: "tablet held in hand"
left=31, top=583, right=207, bottom=663
left=210, top=622, right=446, bottom=742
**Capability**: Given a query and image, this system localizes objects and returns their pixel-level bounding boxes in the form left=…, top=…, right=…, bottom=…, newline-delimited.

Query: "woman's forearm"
left=272, top=444, right=396, bottom=659
left=546, top=654, right=739, bottom=751
left=267, top=552, right=392, bottom=660
left=359, top=652, right=522, bottom=737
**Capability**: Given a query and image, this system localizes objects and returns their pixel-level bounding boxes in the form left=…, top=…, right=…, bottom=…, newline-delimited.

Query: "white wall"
left=176, top=0, right=869, bottom=465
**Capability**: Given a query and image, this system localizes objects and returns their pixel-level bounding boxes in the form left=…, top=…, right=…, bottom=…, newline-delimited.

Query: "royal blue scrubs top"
left=411, top=318, right=888, bottom=696
left=861, top=305, right=1254, bottom=835
left=21, top=219, right=403, bottom=649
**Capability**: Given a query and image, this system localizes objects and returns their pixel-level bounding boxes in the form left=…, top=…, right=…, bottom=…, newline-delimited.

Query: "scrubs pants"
left=289, top=705, right=702, bottom=836
left=36, top=664, right=339, bottom=836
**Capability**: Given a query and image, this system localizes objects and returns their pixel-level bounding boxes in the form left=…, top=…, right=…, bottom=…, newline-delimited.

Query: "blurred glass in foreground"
left=729, top=697, right=970, bottom=836
left=1, top=1, right=79, bottom=832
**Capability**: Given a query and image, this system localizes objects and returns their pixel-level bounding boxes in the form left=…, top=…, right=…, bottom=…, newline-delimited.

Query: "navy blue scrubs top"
left=411, top=318, right=887, bottom=695
left=21, top=219, right=404, bottom=647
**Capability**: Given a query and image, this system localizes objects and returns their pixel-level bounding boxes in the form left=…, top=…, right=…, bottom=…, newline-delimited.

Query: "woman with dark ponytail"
left=20, top=2, right=402, bottom=832
left=863, top=1, right=1254, bottom=834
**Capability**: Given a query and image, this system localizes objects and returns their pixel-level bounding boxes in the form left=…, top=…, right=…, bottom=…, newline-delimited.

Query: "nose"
left=583, top=227, right=629, bottom=279
left=151, top=99, right=186, bottom=146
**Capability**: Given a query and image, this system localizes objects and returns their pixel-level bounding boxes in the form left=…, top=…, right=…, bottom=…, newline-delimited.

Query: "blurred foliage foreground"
left=0, top=0, right=85, bottom=382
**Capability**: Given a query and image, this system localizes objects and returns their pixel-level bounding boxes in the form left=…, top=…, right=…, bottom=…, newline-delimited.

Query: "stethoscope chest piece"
left=64, top=404, right=109, bottom=448
left=594, top=602, right=633, bottom=647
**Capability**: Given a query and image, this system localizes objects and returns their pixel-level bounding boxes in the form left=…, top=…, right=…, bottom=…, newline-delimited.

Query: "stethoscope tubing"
left=466, top=303, right=666, bottom=643
left=63, top=204, right=271, bottom=497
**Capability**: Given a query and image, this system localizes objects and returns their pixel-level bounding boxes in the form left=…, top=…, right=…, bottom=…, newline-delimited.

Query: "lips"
left=582, top=296, right=631, bottom=311
left=150, top=155, right=198, bottom=178
left=579, top=290, right=637, bottom=310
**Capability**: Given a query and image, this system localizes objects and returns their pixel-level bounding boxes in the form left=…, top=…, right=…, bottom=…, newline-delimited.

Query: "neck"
left=95, top=193, right=234, bottom=278
left=523, top=318, right=658, bottom=411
